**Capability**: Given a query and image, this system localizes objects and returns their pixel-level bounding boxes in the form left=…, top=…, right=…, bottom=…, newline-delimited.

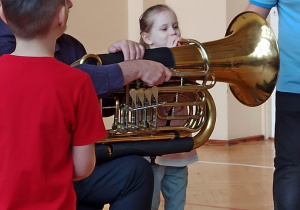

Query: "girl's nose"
left=169, top=28, right=176, bottom=35
left=67, top=0, right=73, bottom=9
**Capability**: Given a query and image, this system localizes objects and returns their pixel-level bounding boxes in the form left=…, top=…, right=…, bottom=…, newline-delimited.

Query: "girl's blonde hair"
left=139, top=4, right=177, bottom=49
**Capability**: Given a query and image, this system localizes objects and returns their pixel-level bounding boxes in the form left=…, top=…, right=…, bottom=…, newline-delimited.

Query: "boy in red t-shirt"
left=0, top=0, right=107, bottom=209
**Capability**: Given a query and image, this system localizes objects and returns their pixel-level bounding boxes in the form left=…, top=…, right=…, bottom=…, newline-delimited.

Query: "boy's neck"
left=12, top=36, right=57, bottom=57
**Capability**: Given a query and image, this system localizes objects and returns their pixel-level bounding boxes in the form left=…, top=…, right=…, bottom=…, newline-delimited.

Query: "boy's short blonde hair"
left=1, top=0, right=65, bottom=38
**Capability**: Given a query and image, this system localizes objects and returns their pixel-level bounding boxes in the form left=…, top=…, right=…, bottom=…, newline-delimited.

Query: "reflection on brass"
left=71, top=12, right=279, bottom=151
left=71, top=53, right=102, bottom=66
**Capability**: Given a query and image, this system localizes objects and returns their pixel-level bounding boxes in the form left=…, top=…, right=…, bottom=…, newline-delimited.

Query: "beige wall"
left=67, top=0, right=128, bottom=54
left=66, top=0, right=271, bottom=141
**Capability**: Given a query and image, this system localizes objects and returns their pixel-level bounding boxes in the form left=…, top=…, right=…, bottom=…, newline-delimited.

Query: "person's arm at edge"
left=245, top=3, right=272, bottom=19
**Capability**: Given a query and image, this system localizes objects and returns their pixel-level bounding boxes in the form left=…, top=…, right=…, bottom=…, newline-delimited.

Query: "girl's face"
left=143, top=10, right=181, bottom=49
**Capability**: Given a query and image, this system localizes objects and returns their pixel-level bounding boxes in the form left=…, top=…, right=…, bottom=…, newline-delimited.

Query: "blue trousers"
left=74, top=155, right=154, bottom=210
left=273, top=91, right=300, bottom=209
left=151, top=165, right=188, bottom=210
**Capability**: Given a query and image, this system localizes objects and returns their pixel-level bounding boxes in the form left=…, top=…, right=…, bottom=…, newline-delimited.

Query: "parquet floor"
left=104, top=140, right=275, bottom=210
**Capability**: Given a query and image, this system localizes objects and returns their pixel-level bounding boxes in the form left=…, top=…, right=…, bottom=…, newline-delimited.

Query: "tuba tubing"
left=72, top=12, right=279, bottom=162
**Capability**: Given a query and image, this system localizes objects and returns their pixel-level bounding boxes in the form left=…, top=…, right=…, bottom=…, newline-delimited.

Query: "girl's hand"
left=167, top=36, right=181, bottom=48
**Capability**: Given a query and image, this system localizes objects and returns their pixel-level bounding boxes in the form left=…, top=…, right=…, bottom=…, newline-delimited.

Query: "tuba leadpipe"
left=72, top=12, right=279, bottom=160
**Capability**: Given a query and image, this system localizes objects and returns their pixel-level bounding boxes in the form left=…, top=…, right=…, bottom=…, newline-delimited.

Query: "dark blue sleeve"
left=76, top=63, right=124, bottom=98
left=0, top=18, right=16, bottom=55
left=55, top=34, right=87, bottom=65
left=56, top=34, right=124, bottom=97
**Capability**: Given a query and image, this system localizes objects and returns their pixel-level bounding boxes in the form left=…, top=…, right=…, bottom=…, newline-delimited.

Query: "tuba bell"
left=72, top=12, right=279, bottom=161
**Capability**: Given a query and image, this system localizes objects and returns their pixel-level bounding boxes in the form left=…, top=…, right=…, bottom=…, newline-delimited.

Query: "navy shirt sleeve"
left=0, top=18, right=124, bottom=98
left=0, top=18, right=16, bottom=55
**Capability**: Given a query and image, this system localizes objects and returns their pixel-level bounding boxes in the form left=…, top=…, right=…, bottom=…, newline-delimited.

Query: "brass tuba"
left=72, top=12, right=279, bottom=161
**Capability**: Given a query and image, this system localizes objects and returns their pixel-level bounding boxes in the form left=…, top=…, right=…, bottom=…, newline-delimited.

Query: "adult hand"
left=119, top=60, right=172, bottom=86
left=108, top=40, right=145, bottom=60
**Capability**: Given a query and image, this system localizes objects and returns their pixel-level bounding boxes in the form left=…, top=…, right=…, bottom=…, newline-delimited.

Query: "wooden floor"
left=104, top=140, right=275, bottom=210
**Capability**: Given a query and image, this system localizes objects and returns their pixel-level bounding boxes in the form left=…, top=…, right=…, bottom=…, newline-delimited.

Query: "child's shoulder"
left=55, top=59, right=90, bottom=79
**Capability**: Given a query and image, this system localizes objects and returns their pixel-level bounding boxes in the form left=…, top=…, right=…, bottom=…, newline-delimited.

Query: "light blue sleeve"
left=249, top=0, right=277, bottom=8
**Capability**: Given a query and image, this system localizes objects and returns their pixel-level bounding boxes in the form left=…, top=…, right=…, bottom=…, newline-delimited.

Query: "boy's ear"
left=141, top=32, right=153, bottom=45
left=0, top=3, right=7, bottom=24
left=57, top=5, right=67, bottom=28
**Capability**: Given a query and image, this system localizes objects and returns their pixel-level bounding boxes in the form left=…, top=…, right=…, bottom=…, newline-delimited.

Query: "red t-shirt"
left=0, top=55, right=107, bottom=210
